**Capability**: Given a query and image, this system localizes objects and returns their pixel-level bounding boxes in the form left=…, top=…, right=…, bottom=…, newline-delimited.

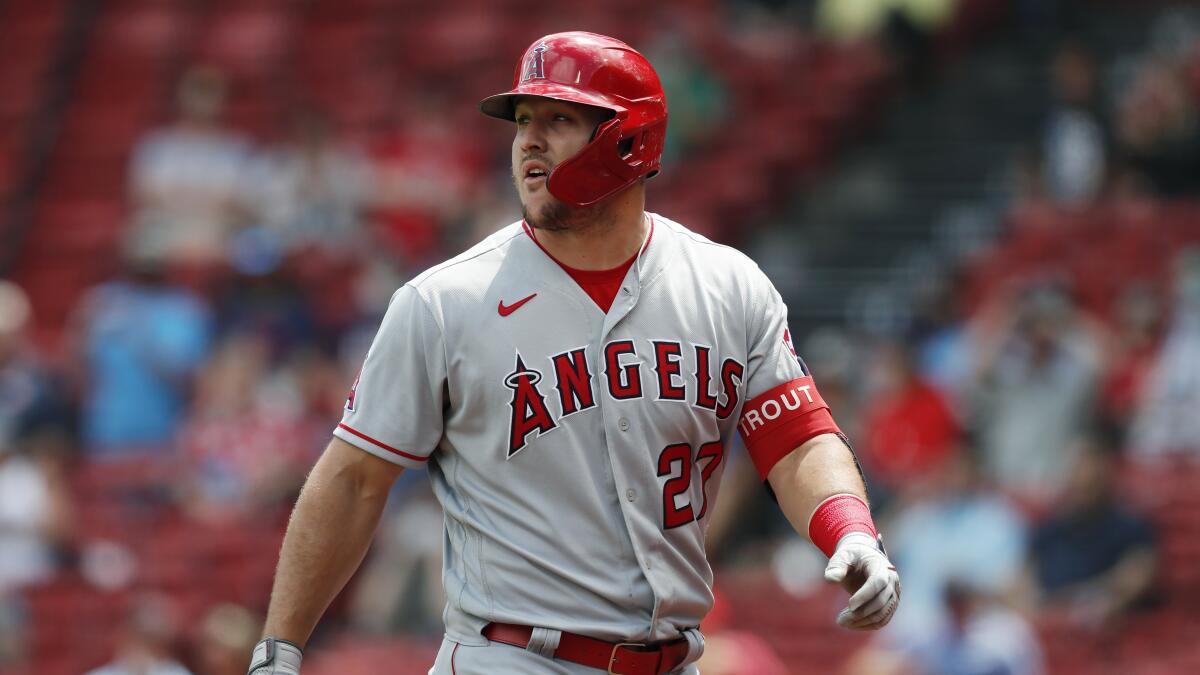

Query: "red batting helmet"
left=480, top=32, right=668, bottom=208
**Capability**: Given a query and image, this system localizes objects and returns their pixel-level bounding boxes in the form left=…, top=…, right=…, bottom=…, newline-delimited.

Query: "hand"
left=248, top=638, right=303, bottom=675
left=824, top=532, right=901, bottom=630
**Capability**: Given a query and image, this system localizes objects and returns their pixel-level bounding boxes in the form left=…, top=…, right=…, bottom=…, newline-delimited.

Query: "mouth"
left=522, top=162, right=549, bottom=188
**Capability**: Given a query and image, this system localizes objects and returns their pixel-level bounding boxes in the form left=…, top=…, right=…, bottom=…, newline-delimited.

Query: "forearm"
left=767, top=434, right=899, bottom=630
left=767, top=432, right=869, bottom=541
left=263, top=440, right=401, bottom=646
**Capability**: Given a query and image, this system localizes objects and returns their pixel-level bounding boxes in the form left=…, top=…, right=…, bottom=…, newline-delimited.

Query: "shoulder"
left=408, top=221, right=524, bottom=289
left=652, top=214, right=772, bottom=286
left=654, top=215, right=752, bottom=263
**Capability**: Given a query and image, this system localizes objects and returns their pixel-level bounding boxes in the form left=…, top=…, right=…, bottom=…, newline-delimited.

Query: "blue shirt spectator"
left=79, top=273, right=211, bottom=455
left=881, top=453, right=1029, bottom=646
left=1026, top=439, right=1158, bottom=628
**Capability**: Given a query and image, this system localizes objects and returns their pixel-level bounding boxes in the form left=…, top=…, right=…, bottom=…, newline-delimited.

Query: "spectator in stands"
left=847, top=577, right=1044, bottom=675
left=0, top=430, right=74, bottom=600
left=858, top=339, right=962, bottom=506
left=912, top=270, right=976, bottom=404
left=1098, top=285, right=1164, bottom=442
left=0, top=286, right=74, bottom=642
left=213, top=261, right=320, bottom=357
left=368, top=100, right=487, bottom=270
left=1114, top=58, right=1200, bottom=197
left=0, top=411, right=73, bottom=667
left=1022, top=435, right=1158, bottom=630
left=1129, top=248, right=1200, bottom=458
left=75, top=243, right=213, bottom=456
left=250, top=108, right=370, bottom=256
left=176, top=333, right=312, bottom=522
left=0, top=273, right=74, bottom=662
left=84, top=595, right=192, bottom=675
left=193, top=603, right=261, bottom=675
left=128, top=65, right=253, bottom=266
left=801, top=327, right=864, bottom=441
left=850, top=576, right=1044, bottom=675
left=968, top=283, right=1101, bottom=502
left=0, top=281, right=71, bottom=453
left=1040, top=40, right=1108, bottom=205
left=875, top=451, right=1028, bottom=647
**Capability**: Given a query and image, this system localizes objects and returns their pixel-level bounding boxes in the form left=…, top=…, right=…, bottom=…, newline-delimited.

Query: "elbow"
left=332, top=461, right=396, bottom=504
left=302, top=437, right=406, bottom=506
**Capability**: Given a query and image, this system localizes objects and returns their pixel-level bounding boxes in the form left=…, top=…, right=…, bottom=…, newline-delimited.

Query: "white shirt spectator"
left=129, top=126, right=253, bottom=262
left=251, top=138, right=370, bottom=253
left=1044, top=108, right=1106, bottom=204
left=1130, top=306, right=1200, bottom=457
left=0, top=453, right=55, bottom=592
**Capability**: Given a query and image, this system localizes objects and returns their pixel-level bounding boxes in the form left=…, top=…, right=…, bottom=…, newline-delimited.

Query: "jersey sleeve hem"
left=334, top=423, right=431, bottom=469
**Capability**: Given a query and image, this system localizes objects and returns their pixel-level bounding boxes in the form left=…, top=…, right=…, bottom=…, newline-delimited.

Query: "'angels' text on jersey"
left=505, top=341, right=745, bottom=456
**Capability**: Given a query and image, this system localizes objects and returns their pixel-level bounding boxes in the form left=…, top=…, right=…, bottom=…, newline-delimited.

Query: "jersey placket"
left=593, top=264, right=673, bottom=639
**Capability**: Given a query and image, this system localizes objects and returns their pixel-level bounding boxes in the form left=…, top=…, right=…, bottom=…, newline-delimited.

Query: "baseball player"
left=249, top=32, right=900, bottom=675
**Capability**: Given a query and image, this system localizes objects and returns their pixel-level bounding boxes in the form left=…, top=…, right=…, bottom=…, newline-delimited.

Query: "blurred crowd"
left=706, top=7, right=1200, bottom=674
left=0, top=18, right=738, bottom=672
left=4, top=1, right=1200, bottom=674
left=1025, top=7, right=1200, bottom=205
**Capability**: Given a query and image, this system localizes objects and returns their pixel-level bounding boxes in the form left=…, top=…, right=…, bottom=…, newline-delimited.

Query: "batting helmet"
left=480, top=32, right=668, bottom=208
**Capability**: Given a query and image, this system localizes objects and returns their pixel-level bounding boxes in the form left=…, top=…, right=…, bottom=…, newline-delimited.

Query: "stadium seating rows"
left=967, top=203, right=1200, bottom=318
left=7, top=0, right=892, bottom=356
left=23, top=1, right=1200, bottom=673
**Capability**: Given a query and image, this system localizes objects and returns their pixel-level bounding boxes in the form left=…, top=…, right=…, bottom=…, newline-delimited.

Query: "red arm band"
left=807, top=493, right=877, bottom=558
left=737, top=376, right=842, bottom=480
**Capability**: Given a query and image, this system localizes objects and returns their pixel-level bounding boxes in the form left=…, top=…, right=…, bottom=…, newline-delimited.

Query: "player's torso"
left=417, top=216, right=754, bottom=640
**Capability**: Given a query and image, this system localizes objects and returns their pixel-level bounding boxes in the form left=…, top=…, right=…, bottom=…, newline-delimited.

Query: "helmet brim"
left=479, top=83, right=623, bottom=121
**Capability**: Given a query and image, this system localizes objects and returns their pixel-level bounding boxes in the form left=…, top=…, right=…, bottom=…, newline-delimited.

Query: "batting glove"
left=248, top=637, right=303, bottom=675
left=824, top=532, right=901, bottom=630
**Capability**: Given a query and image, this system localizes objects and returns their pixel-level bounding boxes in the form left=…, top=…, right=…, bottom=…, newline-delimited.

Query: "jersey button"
left=626, top=488, right=637, bottom=502
left=618, top=417, right=630, bottom=431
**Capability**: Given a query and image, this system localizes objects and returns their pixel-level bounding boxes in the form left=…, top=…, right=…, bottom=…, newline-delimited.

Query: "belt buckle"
left=607, top=642, right=647, bottom=674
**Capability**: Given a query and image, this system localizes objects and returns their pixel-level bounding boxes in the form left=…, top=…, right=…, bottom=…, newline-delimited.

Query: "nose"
left=518, top=119, right=547, bottom=155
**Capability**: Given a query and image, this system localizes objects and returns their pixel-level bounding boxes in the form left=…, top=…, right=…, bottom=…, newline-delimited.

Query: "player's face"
left=512, top=97, right=611, bottom=230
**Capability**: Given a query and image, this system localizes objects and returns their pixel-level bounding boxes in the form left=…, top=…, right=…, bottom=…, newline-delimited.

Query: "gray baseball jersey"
left=334, top=213, right=839, bottom=646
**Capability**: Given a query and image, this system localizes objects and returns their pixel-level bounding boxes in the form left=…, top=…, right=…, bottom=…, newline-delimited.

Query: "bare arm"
left=766, top=432, right=867, bottom=537
left=262, top=436, right=406, bottom=647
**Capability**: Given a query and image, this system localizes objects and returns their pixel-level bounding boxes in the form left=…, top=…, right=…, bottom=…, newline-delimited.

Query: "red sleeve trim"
left=337, top=423, right=429, bottom=463
left=807, top=494, right=877, bottom=558
left=738, top=376, right=841, bottom=480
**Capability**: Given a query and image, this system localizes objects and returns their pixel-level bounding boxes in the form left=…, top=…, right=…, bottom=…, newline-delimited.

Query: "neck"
left=529, top=189, right=648, bottom=270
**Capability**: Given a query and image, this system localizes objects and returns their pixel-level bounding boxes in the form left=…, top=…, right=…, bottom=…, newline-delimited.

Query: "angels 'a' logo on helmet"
left=520, top=44, right=548, bottom=82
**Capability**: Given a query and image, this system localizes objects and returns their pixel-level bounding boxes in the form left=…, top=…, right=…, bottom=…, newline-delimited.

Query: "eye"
left=515, top=115, right=530, bottom=126
left=553, top=113, right=571, bottom=122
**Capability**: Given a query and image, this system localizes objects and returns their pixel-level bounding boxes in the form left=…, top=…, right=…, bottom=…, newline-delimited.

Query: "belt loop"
left=679, top=628, right=705, bottom=670
left=525, top=626, right=561, bottom=659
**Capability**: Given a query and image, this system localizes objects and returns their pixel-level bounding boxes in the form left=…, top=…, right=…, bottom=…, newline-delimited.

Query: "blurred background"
left=2, top=0, right=1200, bottom=673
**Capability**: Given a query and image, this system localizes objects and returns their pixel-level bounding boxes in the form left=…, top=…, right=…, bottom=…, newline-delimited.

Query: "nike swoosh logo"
left=498, top=293, right=537, bottom=317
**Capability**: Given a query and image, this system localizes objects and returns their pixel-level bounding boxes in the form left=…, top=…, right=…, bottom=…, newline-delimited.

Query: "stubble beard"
left=520, top=188, right=617, bottom=236
left=521, top=198, right=574, bottom=233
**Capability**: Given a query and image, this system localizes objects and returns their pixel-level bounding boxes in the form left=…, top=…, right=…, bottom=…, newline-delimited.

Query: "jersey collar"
left=520, top=214, right=654, bottom=276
